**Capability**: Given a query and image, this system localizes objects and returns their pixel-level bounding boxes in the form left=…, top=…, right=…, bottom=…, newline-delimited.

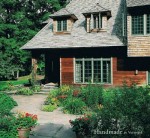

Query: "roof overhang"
left=50, top=14, right=78, bottom=20
left=83, top=10, right=111, bottom=17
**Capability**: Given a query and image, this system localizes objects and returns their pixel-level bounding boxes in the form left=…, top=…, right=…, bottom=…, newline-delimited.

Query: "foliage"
left=0, top=116, right=18, bottom=138
left=0, top=92, right=17, bottom=116
left=0, top=0, right=66, bottom=80
left=16, top=87, right=34, bottom=95
left=0, top=93, right=18, bottom=138
left=88, top=84, right=150, bottom=137
left=0, top=79, right=28, bottom=91
left=79, top=85, right=103, bottom=108
left=15, top=112, right=38, bottom=129
left=42, top=104, right=57, bottom=112
left=69, top=115, right=92, bottom=136
left=63, top=97, right=86, bottom=115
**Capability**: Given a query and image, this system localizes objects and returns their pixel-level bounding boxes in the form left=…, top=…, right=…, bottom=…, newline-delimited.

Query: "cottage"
left=21, top=0, right=150, bottom=86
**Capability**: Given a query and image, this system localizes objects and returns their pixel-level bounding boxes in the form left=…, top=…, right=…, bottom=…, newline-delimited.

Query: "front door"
left=45, top=54, right=60, bottom=84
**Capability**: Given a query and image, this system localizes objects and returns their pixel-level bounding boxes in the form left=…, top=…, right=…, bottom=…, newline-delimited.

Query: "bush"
left=70, top=115, right=92, bottom=136
left=90, top=84, right=150, bottom=137
left=42, top=104, right=57, bottom=112
left=63, top=97, right=86, bottom=115
left=0, top=92, right=17, bottom=116
left=79, top=85, right=103, bottom=108
left=0, top=93, right=18, bottom=138
left=16, top=87, right=34, bottom=95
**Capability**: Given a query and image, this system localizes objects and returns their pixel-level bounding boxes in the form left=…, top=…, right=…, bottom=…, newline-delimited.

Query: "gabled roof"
left=50, top=8, right=77, bottom=20
left=21, top=0, right=125, bottom=50
left=127, top=0, right=150, bottom=7
left=83, top=3, right=110, bottom=14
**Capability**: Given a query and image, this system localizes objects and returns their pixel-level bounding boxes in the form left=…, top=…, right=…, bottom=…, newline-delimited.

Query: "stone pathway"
left=11, top=94, right=79, bottom=138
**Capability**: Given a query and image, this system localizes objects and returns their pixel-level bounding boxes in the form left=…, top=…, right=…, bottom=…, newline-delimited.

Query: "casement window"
left=90, top=13, right=102, bottom=30
left=75, top=58, right=111, bottom=84
left=147, top=14, right=150, bottom=34
left=57, top=20, right=67, bottom=32
left=132, top=14, right=150, bottom=35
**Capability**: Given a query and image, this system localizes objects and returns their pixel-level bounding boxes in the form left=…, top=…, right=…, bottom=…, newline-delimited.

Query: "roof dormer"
left=50, top=8, right=78, bottom=35
left=83, top=3, right=111, bottom=33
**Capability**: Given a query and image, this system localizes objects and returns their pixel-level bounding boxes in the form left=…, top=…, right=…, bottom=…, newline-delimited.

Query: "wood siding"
left=127, top=15, right=150, bottom=57
left=61, top=57, right=74, bottom=85
left=61, top=57, right=147, bottom=86
left=113, top=57, right=147, bottom=86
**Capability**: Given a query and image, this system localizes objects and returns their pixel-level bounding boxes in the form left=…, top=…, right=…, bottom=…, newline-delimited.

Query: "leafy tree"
left=0, top=0, right=65, bottom=80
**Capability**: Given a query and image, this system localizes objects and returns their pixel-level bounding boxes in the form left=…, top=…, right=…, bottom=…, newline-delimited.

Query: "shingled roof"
left=21, top=0, right=125, bottom=50
left=83, top=3, right=110, bottom=14
left=127, top=0, right=150, bottom=7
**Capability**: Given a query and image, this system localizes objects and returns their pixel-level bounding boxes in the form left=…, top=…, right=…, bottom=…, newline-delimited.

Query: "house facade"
left=21, top=0, right=150, bottom=86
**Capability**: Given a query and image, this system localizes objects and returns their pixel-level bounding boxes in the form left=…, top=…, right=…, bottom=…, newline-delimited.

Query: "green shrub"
left=79, top=85, right=103, bottom=108
left=0, top=116, right=18, bottom=138
left=63, top=97, right=86, bottom=115
left=0, top=93, right=18, bottom=138
left=42, top=104, right=57, bottom=112
left=16, top=87, right=34, bottom=95
left=0, top=92, right=17, bottom=116
left=91, top=85, right=150, bottom=137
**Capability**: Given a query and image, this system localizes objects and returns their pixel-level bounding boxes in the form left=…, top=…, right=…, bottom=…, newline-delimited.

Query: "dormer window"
left=50, top=8, right=78, bottom=35
left=57, top=20, right=67, bottom=32
left=91, top=13, right=102, bottom=30
left=83, top=3, right=111, bottom=33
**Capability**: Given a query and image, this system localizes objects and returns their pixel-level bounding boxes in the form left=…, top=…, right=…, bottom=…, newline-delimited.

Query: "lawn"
left=0, top=75, right=31, bottom=91
left=0, top=75, right=44, bottom=91
left=0, top=79, right=29, bottom=91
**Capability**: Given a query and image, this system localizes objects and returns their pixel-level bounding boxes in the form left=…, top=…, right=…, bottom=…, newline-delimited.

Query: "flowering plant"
left=69, top=115, right=92, bottom=136
left=16, top=112, right=38, bottom=129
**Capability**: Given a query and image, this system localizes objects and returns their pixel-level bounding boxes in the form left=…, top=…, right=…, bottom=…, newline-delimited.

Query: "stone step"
left=43, top=85, right=58, bottom=89
left=40, top=83, right=58, bottom=93
left=45, top=83, right=58, bottom=87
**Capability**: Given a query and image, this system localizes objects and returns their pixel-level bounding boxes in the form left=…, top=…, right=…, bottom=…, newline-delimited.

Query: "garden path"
left=11, top=94, right=78, bottom=138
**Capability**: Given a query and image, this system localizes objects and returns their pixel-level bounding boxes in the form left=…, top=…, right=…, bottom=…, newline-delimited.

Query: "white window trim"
left=74, top=57, right=113, bottom=85
left=57, top=20, right=67, bottom=32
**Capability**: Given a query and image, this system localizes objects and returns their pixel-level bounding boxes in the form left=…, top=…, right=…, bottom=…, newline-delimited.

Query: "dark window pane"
left=93, top=61, right=101, bottom=83
left=84, top=61, right=92, bottom=82
left=57, top=20, right=61, bottom=31
left=75, top=61, right=83, bottom=83
left=132, top=15, right=144, bottom=35
left=147, top=14, right=150, bottom=34
left=63, top=20, right=67, bottom=31
left=102, top=61, right=111, bottom=83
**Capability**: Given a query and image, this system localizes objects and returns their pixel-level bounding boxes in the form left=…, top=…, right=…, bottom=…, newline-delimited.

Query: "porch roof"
left=21, top=0, right=125, bottom=50
left=127, top=0, right=150, bottom=7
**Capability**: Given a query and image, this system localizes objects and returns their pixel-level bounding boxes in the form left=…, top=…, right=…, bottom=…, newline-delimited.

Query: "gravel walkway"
left=11, top=94, right=78, bottom=138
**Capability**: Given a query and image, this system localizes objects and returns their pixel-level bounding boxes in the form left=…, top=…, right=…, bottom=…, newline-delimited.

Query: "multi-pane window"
left=93, top=15, right=101, bottom=29
left=132, top=14, right=150, bottom=35
left=75, top=58, right=111, bottom=84
left=57, top=20, right=67, bottom=32
left=147, top=14, right=150, bottom=34
left=132, top=15, right=144, bottom=35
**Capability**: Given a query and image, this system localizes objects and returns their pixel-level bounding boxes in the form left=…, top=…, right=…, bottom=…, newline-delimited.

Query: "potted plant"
left=16, top=112, right=38, bottom=138
left=69, top=115, right=92, bottom=138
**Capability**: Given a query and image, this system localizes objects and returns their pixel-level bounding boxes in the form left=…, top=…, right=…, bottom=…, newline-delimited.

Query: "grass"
left=0, top=75, right=44, bottom=91
left=0, top=75, right=30, bottom=91
left=0, top=80, right=29, bottom=91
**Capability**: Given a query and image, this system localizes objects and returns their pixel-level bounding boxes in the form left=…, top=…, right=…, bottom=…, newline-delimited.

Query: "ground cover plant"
left=0, top=92, right=18, bottom=138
